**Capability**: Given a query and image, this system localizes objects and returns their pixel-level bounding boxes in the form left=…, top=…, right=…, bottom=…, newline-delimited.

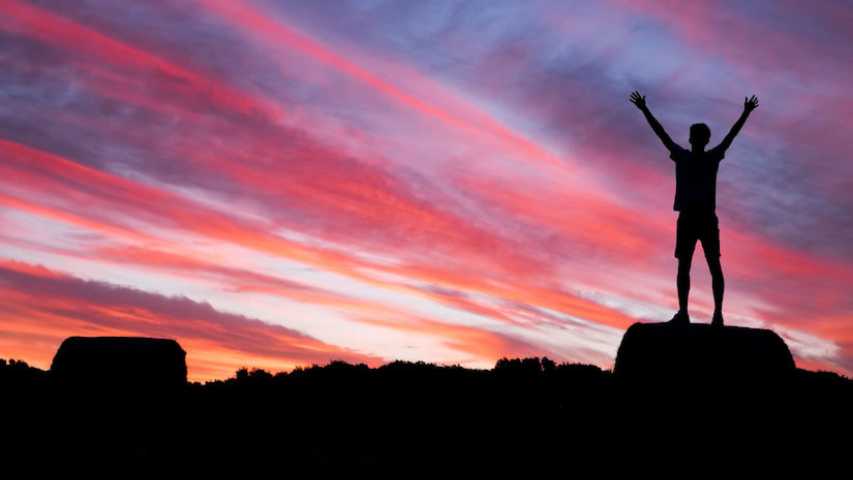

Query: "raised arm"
left=716, top=95, right=759, bottom=152
left=629, top=91, right=677, bottom=152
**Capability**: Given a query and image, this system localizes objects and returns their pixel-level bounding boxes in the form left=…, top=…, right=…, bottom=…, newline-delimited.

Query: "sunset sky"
left=1, top=0, right=851, bottom=380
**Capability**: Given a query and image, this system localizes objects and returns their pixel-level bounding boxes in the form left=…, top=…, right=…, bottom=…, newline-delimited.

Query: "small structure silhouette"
left=614, top=322, right=794, bottom=387
left=50, top=336, right=187, bottom=390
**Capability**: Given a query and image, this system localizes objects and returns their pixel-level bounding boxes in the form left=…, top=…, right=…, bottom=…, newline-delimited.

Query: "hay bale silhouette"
left=50, top=336, right=186, bottom=390
left=614, top=322, right=794, bottom=387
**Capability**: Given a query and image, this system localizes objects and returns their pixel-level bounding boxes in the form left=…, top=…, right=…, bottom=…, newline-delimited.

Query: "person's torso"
left=673, top=148, right=720, bottom=212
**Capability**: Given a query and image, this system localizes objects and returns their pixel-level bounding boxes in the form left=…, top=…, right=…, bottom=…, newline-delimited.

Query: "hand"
left=744, top=94, right=759, bottom=112
left=629, top=90, right=647, bottom=110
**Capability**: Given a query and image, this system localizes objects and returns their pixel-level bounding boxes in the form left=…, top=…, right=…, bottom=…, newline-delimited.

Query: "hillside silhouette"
left=2, top=331, right=851, bottom=469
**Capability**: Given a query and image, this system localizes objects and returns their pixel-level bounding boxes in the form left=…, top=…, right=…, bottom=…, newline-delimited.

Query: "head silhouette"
left=689, top=123, right=711, bottom=150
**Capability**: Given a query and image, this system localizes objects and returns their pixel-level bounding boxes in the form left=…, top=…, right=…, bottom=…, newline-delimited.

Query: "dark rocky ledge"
left=50, top=336, right=187, bottom=390
left=614, top=322, right=795, bottom=386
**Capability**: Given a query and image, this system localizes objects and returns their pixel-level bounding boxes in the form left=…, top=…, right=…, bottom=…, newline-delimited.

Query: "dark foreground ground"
left=2, top=357, right=851, bottom=470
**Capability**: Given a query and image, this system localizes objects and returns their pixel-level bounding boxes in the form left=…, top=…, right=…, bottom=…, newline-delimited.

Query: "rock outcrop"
left=614, top=322, right=795, bottom=387
left=50, top=336, right=187, bottom=390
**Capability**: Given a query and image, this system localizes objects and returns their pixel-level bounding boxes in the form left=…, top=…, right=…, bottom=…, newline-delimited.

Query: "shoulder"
left=668, top=144, right=688, bottom=161
left=708, top=144, right=726, bottom=161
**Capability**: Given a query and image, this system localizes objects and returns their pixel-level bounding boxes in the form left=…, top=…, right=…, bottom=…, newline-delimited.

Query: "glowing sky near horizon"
left=1, top=0, right=851, bottom=380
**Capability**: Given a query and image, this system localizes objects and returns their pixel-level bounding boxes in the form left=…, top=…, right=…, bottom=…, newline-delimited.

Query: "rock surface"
left=614, top=322, right=795, bottom=386
left=50, top=336, right=186, bottom=389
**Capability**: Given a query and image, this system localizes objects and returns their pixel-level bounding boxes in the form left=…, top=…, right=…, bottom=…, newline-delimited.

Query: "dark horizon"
left=1, top=1, right=852, bottom=380
left=3, top=330, right=850, bottom=385
left=3, top=333, right=850, bottom=468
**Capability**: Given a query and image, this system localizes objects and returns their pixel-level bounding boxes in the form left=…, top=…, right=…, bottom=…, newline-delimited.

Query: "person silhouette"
left=630, top=91, right=759, bottom=326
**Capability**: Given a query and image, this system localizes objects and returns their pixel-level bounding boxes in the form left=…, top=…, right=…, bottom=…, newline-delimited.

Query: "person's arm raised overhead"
left=716, top=94, right=759, bottom=152
left=630, top=90, right=677, bottom=152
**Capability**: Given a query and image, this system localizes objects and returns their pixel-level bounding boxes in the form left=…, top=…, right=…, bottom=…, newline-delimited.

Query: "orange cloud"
left=0, top=259, right=381, bottom=380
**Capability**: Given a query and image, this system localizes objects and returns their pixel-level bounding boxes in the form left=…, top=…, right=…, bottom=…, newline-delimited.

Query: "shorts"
left=675, top=209, right=720, bottom=259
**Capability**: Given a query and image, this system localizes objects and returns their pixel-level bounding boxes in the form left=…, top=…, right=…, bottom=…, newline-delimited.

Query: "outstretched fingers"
left=629, top=91, right=646, bottom=107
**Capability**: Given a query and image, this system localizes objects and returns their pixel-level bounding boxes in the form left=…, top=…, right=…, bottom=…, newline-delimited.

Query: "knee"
left=708, top=259, right=724, bottom=279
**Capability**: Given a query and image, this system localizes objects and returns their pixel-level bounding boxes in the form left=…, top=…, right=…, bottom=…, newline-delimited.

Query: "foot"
left=668, top=310, right=690, bottom=325
left=711, top=312, right=724, bottom=327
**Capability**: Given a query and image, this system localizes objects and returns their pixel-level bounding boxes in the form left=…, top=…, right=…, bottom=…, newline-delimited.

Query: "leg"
left=706, top=253, right=724, bottom=325
left=677, top=249, right=694, bottom=316
left=702, top=212, right=724, bottom=326
left=673, top=212, right=697, bottom=322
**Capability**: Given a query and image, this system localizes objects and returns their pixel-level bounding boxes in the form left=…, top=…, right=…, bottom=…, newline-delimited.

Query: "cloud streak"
left=0, top=260, right=380, bottom=380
